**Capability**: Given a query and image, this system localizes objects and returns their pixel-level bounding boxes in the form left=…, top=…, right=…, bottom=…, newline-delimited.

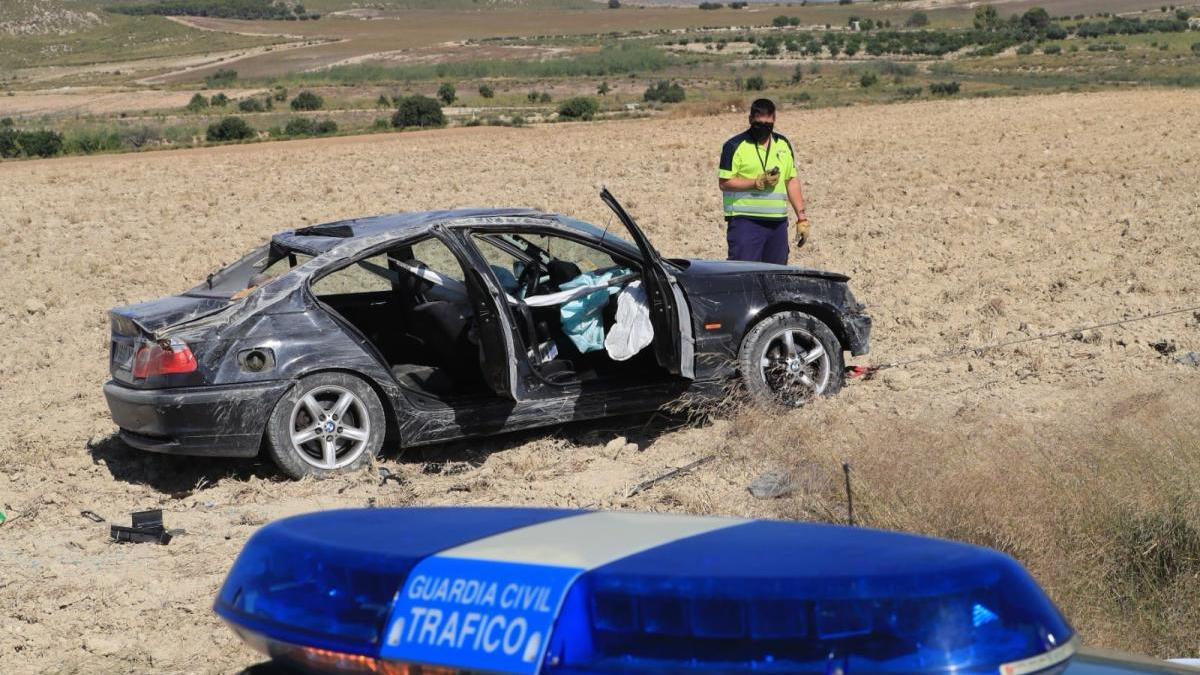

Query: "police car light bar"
left=214, top=507, right=1075, bottom=674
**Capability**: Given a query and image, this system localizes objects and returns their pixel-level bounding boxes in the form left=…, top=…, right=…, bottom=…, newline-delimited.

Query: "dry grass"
left=707, top=380, right=1200, bottom=656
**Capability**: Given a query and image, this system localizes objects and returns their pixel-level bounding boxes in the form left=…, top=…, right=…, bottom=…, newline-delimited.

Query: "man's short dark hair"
left=749, top=98, right=776, bottom=119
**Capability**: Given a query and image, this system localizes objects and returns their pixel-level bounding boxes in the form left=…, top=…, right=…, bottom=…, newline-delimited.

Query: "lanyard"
left=755, top=137, right=772, bottom=174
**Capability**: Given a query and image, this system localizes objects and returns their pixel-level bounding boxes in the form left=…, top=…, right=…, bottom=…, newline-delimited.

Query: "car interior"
left=287, top=231, right=668, bottom=403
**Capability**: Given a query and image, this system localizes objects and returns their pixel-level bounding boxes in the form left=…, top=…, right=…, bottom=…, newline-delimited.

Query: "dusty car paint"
left=104, top=200, right=871, bottom=460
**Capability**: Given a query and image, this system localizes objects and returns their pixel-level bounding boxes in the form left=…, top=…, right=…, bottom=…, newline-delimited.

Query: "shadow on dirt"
left=395, top=409, right=700, bottom=469
left=90, top=409, right=709, bottom=493
left=88, top=433, right=275, bottom=496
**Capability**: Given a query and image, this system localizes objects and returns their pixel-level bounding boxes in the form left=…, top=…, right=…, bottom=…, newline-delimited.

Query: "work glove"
left=754, top=172, right=780, bottom=191
left=795, top=218, right=811, bottom=247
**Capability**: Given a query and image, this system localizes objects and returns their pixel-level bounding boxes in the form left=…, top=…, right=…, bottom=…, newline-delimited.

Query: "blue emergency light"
left=214, top=507, right=1076, bottom=674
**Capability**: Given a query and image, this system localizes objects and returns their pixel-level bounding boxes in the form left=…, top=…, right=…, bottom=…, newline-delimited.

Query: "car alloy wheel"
left=758, top=326, right=831, bottom=406
left=288, top=385, right=372, bottom=470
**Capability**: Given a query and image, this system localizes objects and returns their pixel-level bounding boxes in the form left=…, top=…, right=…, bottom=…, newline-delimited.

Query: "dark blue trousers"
left=727, top=217, right=789, bottom=265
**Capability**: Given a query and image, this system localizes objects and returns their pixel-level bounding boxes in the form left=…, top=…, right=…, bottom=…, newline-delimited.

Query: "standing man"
left=717, top=98, right=810, bottom=264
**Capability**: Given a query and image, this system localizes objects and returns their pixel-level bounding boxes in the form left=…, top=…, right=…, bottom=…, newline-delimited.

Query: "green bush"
left=206, top=116, right=254, bottom=142
left=557, top=96, right=600, bottom=120
left=1043, top=44, right=1062, bottom=54
left=120, top=125, right=161, bottom=150
left=510, top=115, right=526, bottom=127
left=284, top=117, right=314, bottom=136
left=859, top=72, right=878, bottom=88
left=744, top=75, right=765, bottom=91
left=1016, top=43, right=1035, bottom=55
left=186, top=93, right=209, bottom=112
left=64, top=128, right=122, bottom=155
left=290, top=91, right=324, bottom=111
left=906, top=11, right=929, bottom=27
left=478, top=84, right=494, bottom=99
left=210, top=93, right=229, bottom=107
left=897, top=86, right=923, bottom=98
left=314, top=119, right=338, bottom=135
left=0, top=126, right=20, bottom=158
left=392, top=95, right=445, bottom=128
left=539, top=92, right=552, bottom=103
left=373, top=118, right=391, bottom=129
left=643, top=80, right=685, bottom=103
left=17, top=130, right=64, bottom=158
left=929, top=81, right=961, bottom=95
left=437, top=82, right=457, bottom=105
left=1192, top=42, right=1200, bottom=54
left=238, top=98, right=265, bottom=112
left=111, top=0, right=302, bottom=21
left=272, top=86, right=288, bottom=102
left=204, top=68, right=237, bottom=87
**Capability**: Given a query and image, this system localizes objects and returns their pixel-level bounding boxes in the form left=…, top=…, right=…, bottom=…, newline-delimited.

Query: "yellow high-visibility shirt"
left=717, top=130, right=796, bottom=220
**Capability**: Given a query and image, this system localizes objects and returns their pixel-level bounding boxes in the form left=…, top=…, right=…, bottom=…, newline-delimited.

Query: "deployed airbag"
left=558, top=268, right=630, bottom=353
left=604, top=280, right=653, bottom=361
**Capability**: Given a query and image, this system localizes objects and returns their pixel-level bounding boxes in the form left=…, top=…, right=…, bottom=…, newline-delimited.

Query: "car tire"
left=737, top=310, right=845, bottom=407
left=265, top=372, right=386, bottom=479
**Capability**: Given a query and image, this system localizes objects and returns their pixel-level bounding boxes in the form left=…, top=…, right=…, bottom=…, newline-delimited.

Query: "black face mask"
left=749, top=121, right=774, bottom=143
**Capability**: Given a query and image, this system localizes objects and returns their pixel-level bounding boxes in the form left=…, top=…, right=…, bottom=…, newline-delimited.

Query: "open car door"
left=600, top=188, right=695, bottom=378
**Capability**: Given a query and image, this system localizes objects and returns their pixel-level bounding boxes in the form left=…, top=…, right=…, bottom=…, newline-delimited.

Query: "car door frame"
left=304, top=227, right=520, bottom=402
left=599, top=188, right=695, bottom=379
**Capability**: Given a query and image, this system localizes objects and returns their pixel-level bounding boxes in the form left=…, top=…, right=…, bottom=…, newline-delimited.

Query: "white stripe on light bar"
left=437, top=511, right=746, bottom=569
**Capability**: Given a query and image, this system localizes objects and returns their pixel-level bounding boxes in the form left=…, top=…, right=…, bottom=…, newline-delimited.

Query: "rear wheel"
left=737, top=311, right=844, bottom=407
left=265, top=372, right=385, bottom=479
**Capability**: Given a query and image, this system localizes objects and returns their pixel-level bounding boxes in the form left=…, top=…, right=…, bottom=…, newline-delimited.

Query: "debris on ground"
left=379, top=467, right=405, bottom=486
left=1150, top=340, right=1177, bottom=356
left=1176, top=352, right=1200, bottom=367
left=748, top=470, right=794, bottom=499
left=80, top=510, right=105, bottom=523
left=110, top=509, right=176, bottom=545
left=625, top=454, right=716, bottom=498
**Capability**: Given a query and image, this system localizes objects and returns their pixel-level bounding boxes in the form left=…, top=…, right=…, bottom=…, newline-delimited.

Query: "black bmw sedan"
left=104, top=190, right=870, bottom=478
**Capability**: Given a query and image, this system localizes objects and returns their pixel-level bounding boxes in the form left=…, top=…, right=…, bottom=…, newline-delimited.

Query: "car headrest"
left=547, top=260, right=582, bottom=288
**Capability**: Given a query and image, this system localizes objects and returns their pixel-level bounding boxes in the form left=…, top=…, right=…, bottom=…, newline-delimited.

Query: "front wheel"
left=265, top=372, right=386, bottom=479
left=737, top=311, right=845, bottom=407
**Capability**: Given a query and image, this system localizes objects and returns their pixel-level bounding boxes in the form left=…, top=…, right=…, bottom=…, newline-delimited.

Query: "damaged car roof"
left=273, top=208, right=552, bottom=255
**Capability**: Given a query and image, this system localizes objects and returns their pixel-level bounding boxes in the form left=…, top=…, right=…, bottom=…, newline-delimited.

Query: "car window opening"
left=309, top=232, right=670, bottom=403
left=469, top=231, right=668, bottom=389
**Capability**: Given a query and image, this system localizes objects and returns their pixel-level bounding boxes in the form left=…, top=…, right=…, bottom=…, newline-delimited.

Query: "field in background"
left=2, top=0, right=1199, bottom=161
left=2, top=89, right=1199, bottom=671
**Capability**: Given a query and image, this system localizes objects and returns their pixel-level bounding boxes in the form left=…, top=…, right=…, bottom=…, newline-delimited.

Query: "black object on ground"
left=80, top=510, right=105, bottom=523
left=626, top=454, right=716, bottom=498
left=110, top=509, right=173, bottom=545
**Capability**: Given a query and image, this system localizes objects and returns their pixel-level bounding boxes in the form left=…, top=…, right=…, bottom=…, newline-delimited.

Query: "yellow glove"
left=754, top=171, right=780, bottom=191
left=795, top=218, right=811, bottom=247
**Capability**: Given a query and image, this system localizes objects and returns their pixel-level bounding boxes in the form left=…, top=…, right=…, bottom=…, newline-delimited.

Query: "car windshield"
left=187, top=244, right=313, bottom=299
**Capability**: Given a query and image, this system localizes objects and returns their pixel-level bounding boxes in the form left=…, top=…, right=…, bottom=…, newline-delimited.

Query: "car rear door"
left=599, top=188, right=695, bottom=379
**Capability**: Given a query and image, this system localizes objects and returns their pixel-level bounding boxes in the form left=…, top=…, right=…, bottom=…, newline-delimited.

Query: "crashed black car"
left=104, top=190, right=870, bottom=478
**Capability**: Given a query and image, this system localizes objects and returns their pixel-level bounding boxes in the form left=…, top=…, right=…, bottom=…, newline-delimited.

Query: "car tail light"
left=132, top=338, right=197, bottom=378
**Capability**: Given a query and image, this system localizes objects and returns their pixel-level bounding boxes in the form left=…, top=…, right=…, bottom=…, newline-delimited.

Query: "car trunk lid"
left=109, top=295, right=228, bottom=383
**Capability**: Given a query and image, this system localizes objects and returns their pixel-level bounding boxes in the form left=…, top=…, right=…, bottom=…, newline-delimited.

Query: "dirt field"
left=2, top=89, right=1199, bottom=673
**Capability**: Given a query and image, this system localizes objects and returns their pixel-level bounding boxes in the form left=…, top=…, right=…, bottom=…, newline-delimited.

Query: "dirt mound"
left=1, top=89, right=1199, bottom=672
